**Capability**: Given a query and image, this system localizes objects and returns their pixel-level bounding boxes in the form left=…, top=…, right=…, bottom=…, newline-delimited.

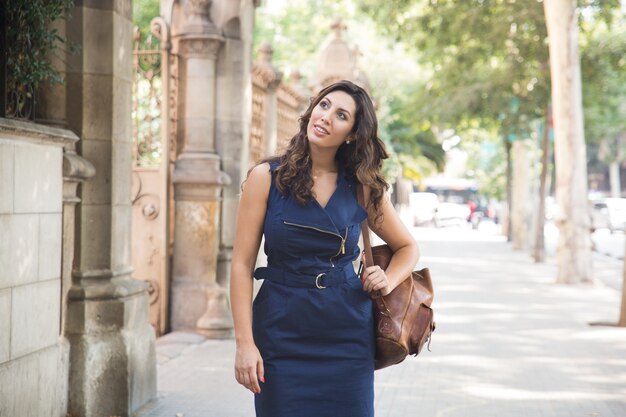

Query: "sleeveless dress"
left=252, top=161, right=375, bottom=417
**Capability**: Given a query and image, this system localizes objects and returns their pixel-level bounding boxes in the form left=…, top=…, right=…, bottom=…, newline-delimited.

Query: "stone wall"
left=0, top=118, right=76, bottom=417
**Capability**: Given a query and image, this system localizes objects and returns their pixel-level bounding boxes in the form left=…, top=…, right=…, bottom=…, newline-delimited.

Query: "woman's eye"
left=338, top=113, right=346, bottom=120
left=320, top=101, right=328, bottom=108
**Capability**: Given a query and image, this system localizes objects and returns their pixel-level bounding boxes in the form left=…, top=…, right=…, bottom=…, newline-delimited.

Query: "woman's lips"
left=314, top=124, right=329, bottom=135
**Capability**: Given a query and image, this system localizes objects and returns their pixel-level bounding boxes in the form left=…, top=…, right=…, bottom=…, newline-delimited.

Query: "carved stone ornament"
left=186, top=0, right=212, bottom=19
left=180, top=36, right=224, bottom=59
left=252, top=42, right=283, bottom=89
left=182, top=0, right=219, bottom=35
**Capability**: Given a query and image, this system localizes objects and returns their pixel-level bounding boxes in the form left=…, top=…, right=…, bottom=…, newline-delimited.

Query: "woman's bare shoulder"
left=243, top=162, right=272, bottom=194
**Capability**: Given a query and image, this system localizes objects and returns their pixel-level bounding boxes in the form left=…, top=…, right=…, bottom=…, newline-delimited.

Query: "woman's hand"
left=360, top=254, right=391, bottom=296
left=235, top=341, right=265, bottom=395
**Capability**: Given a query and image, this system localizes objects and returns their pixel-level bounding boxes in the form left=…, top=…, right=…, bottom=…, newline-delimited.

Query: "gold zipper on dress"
left=283, top=221, right=347, bottom=267
left=329, top=227, right=348, bottom=266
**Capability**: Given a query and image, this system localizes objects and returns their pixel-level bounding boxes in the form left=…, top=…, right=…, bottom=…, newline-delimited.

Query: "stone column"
left=257, top=42, right=283, bottom=156
left=214, top=9, right=252, bottom=336
left=60, top=149, right=95, bottom=415
left=65, top=1, right=156, bottom=416
left=169, top=0, right=231, bottom=337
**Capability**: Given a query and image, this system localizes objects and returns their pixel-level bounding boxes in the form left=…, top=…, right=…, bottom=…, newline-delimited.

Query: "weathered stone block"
left=0, top=289, right=10, bottom=364
left=111, top=140, right=132, bottom=206
left=81, top=8, right=113, bottom=76
left=220, top=197, right=238, bottom=246
left=185, top=117, right=215, bottom=149
left=14, top=143, right=62, bottom=214
left=0, top=345, right=65, bottom=417
left=64, top=72, right=84, bottom=131
left=66, top=279, right=150, bottom=334
left=112, top=78, right=133, bottom=142
left=38, top=213, right=62, bottom=281
left=187, top=57, right=215, bottom=78
left=0, top=214, right=39, bottom=289
left=129, top=319, right=157, bottom=411
left=111, top=203, right=132, bottom=270
left=81, top=139, right=112, bottom=205
left=11, top=280, right=60, bottom=359
left=81, top=74, right=114, bottom=140
left=76, top=204, right=112, bottom=271
left=185, top=80, right=214, bottom=119
left=66, top=290, right=156, bottom=416
left=170, top=281, right=209, bottom=330
left=113, top=12, right=133, bottom=82
left=0, top=143, right=14, bottom=214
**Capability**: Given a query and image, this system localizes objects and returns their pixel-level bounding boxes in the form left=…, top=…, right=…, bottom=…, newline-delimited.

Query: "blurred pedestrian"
left=230, top=80, right=420, bottom=416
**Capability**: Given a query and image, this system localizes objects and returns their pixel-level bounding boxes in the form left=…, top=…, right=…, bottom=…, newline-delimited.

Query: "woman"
left=230, top=80, right=420, bottom=416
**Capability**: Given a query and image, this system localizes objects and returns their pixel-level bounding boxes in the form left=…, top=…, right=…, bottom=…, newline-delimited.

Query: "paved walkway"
left=135, top=226, right=626, bottom=417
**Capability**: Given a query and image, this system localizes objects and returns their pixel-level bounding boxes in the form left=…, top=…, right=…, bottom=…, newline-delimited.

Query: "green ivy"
left=6, top=0, right=78, bottom=96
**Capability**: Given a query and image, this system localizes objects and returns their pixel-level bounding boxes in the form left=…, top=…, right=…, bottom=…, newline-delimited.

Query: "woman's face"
left=306, top=90, right=357, bottom=149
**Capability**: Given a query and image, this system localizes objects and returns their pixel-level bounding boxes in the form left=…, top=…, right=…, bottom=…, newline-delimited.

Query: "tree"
left=381, top=87, right=446, bottom=174
left=358, top=0, right=551, bottom=245
left=358, top=0, right=551, bottom=127
left=581, top=24, right=626, bottom=197
left=579, top=9, right=626, bottom=326
left=253, top=0, right=353, bottom=76
left=543, top=0, right=592, bottom=283
left=133, top=0, right=159, bottom=37
left=458, top=127, right=508, bottom=203
left=359, top=0, right=621, bottom=280
left=253, top=0, right=446, bottom=178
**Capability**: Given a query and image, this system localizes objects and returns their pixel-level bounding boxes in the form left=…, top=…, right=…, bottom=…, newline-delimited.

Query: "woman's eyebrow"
left=324, top=97, right=352, bottom=117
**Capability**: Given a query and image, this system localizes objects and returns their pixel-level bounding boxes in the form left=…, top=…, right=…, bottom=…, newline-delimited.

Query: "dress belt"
left=253, top=265, right=355, bottom=289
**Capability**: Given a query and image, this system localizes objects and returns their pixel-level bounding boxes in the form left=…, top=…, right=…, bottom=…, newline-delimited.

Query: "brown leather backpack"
left=357, top=185, right=435, bottom=370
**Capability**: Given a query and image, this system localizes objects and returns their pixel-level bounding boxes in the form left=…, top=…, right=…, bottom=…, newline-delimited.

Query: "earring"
left=346, top=140, right=351, bottom=144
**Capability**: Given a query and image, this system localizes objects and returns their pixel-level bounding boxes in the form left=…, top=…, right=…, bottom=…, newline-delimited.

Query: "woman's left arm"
left=362, top=194, right=420, bottom=295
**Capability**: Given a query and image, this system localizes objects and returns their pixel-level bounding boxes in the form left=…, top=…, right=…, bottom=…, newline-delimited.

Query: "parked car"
left=409, top=192, right=439, bottom=226
left=591, top=198, right=626, bottom=233
left=434, top=199, right=471, bottom=227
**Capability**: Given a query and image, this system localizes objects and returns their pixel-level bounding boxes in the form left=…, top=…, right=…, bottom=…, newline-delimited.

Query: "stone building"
left=0, top=0, right=262, bottom=416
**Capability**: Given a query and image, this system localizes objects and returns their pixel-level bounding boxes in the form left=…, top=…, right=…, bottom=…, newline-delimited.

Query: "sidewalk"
left=135, top=226, right=626, bottom=417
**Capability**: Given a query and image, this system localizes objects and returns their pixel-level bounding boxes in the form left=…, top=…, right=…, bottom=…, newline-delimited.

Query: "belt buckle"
left=315, top=272, right=327, bottom=289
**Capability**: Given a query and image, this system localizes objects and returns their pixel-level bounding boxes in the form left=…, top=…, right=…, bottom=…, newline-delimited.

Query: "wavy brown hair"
left=253, top=80, right=389, bottom=221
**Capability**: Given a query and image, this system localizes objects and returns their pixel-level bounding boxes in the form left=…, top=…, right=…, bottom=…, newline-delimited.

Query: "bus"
left=421, top=177, right=478, bottom=205
left=413, top=178, right=480, bottom=226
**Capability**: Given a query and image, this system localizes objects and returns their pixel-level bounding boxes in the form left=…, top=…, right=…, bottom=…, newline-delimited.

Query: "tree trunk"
left=512, top=140, right=530, bottom=250
left=504, top=139, right=513, bottom=241
left=620, top=239, right=626, bottom=327
left=609, top=161, right=621, bottom=198
left=543, top=0, right=592, bottom=283
left=534, top=110, right=551, bottom=263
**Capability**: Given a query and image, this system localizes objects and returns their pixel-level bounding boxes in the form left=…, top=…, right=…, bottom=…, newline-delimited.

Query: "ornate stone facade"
left=2, top=1, right=158, bottom=416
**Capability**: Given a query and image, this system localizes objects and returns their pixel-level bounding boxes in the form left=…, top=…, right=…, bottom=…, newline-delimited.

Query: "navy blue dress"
left=252, top=161, right=375, bottom=417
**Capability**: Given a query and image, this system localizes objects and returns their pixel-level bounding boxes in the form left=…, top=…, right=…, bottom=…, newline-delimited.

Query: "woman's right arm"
left=230, top=162, right=272, bottom=395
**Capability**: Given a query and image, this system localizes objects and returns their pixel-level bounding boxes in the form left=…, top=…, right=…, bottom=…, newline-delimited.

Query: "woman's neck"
left=309, top=146, right=338, bottom=174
